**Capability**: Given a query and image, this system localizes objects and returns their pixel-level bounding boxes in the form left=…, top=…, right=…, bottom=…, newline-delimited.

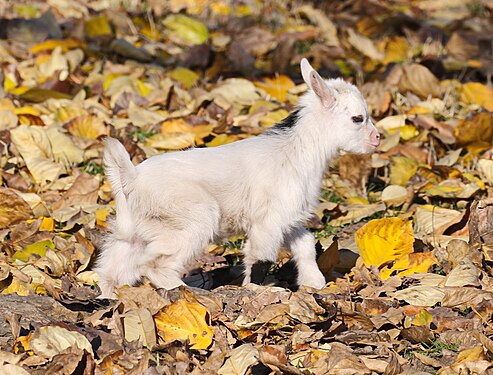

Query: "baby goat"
left=95, top=59, right=380, bottom=298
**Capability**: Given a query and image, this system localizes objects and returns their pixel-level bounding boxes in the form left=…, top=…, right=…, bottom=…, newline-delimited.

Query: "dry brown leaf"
left=0, top=188, right=33, bottom=228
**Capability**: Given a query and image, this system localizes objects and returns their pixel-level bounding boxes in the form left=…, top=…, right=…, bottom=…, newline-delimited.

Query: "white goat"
left=95, top=59, right=380, bottom=298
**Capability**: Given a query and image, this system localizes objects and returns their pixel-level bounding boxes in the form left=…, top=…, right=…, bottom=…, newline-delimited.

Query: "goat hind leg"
left=286, top=227, right=326, bottom=289
left=242, top=226, right=283, bottom=285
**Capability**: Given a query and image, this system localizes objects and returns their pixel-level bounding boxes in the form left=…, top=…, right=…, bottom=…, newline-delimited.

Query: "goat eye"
left=352, top=115, right=364, bottom=124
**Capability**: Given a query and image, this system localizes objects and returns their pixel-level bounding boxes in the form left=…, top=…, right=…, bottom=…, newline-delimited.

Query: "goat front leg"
left=242, top=225, right=283, bottom=286
left=285, top=227, right=326, bottom=289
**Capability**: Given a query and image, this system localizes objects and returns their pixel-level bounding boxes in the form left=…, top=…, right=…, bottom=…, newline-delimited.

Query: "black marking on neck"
left=270, top=108, right=301, bottom=134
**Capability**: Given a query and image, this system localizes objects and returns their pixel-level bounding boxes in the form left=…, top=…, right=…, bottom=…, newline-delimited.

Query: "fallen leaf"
left=123, top=308, right=157, bottom=348
left=393, top=286, right=445, bottom=306
left=0, top=187, right=33, bottom=228
left=380, top=252, right=438, bottom=280
left=398, top=64, right=440, bottom=98
left=255, top=75, right=295, bottom=103
left=355, top=218, right=415, bottom=268
left=12, top=239, right=54, bottom=262
left=217, top=343, right=259, bottom=375
left=64, top=115, right=107, bottom=139
left=154, top=299, right=213, bottom=349
left=163, top=14, right=209, bottom=45
left=460, top=82, right=493, bottom=111
left=381, top=185, right=409, bottom=206
left=455, top=112, right=493, bottom=146
left=347, top=28, right=384, bottom=61
left=30, top=325, right=93, bottom=359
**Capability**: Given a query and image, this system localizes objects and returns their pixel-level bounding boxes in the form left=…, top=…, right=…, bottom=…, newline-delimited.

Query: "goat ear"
left=300, top=58, right=313, bottom=87
left=300, top=58, right=335, bottom=109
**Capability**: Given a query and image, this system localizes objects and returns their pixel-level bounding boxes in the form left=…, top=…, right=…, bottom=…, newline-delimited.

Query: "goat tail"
left=103, top=137, right=136, bottom=239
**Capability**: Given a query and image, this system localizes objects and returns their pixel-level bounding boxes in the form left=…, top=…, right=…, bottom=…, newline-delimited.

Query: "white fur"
left=95, top=59, right=380, bottom=298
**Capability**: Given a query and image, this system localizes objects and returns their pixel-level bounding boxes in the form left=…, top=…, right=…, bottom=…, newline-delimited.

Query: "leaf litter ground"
left=0, top=0, right=492, bottom=373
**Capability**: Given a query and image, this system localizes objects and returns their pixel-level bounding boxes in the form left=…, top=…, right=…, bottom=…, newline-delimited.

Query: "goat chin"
left=95, top=59, right=379, bottom=298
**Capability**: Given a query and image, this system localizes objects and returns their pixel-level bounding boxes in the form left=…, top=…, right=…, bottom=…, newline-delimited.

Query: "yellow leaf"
left=383, top=36, right=409, bottom=64
left=390, top=156, right=418, bottom=186
left=455, top=346, right=486, bottom=363
left=169, top=0, right=207, bottom=15
left=54, top=105, right=87, bottom=123
left=2, top=278, right=35, bottom=296
left=346, top=196, right=369, bottom=205
left=3, top=75, right=17, bottom=93
left=146, top=132, right=195, bottom=150
left=29, top=39, right=85, bottom=53
left=64, top=115, right=107, bottom=139
left=96, top=208, right=109, bottom=227
left=206, top=134, right=239, bottom=147
left=163, top=14, right=209, bottom=45
left=400, top=124, right=419, bottom=140
left=154, top=299, right=213, bottom=349
left=255, top=75, right=295, bottom=103
left=13, top=240, right=54, bottom=262
left=460, top=82, right=493, bottom=111
left=259, top=109, right=289, bottom=128
left=455, top=112, right=493, bottom=146
left=210, top=1, right=232, bottom=15
left=170, top=67, right=200, bottom=89
left=136, top=79, right=152, bottom=97
left=355, top=218, right=414, bottom=268
left=160, top=118, right=194, bottom=133
left=14, top=333, right=32, bottom=354
left=85, top=15, right=113, bottom=38
left=380, top=252, right=438, bottom=280
left=39, top=217, right=54, bottom=232
left=13, top=106, right=40, bottom=116
left=411, top=309, right=433, bottom=327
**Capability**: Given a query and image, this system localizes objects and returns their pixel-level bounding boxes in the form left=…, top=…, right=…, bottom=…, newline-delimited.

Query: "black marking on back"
left=270, top=108, right=301, bottom=133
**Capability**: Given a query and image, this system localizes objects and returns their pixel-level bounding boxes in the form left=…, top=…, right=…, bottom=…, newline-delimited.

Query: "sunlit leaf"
left=163, top=14, right=209, bottom=45
left=381, top=185, right=407, bottom=207
left=123, top=308, right=157, bottom=348
left=355, top=218, right=414, bottom=268
left=259, top=109, right=289, bottom=128
left=414, top=204, right=464, bottom=237
left=206, top=134, right=240, bottom=147
left=13, top=240, right=54, bottom=262
left=170, top=67, right=200, bottom=89
left=30, top=325, right=93, bottom=359
left=255, top=75, right=295, bottom=103
left=411, top=309, right=433, bottom=327
left=460, top=82, right=493, bottom=111
left=29, top=39, right=85, bottom=53
left=146, top=132, right=195, bottom=150
left=380, top=253, right=438, bottom=280
left=85, top=14, right=113, bottom=38
left=154, top=299, right=213, bottom=349
left=64, top=115, right=107, bottom=139
left=1, top=278, right=35, bottom=296
left=0, top=187, right=33, bottom=228
left=383, top=36, right=409, bottom=64
left=455, top=112, right=493, bottom=146
left=390, top=156, right=418, bottom=186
